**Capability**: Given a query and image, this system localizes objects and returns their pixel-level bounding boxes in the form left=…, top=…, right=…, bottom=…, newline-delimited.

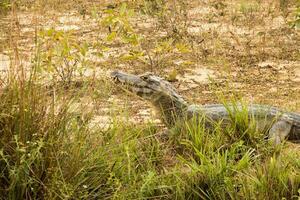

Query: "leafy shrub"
left=101, top=2, right=140, bottom=45
left=38, top=29, right=89, bottom=86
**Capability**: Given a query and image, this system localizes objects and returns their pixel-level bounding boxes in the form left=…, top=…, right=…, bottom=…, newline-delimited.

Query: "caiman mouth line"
left=111, top=70, right=142, bottom=86
left=110, top=70, right=148, bottom=96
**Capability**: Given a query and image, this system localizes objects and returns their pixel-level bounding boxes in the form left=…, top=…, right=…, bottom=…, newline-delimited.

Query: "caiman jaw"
left=110, top=71, right=148, bottom=96
left=110, top=70, right=188, bottom=105
left=111, top=71, right=143, bottom=86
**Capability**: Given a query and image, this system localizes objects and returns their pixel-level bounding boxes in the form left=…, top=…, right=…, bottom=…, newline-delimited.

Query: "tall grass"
left=0, top=67, right=113, bottom=199
left=1, top=65, right=299, bottom=199
left=171, top=102, right=300, bottom=199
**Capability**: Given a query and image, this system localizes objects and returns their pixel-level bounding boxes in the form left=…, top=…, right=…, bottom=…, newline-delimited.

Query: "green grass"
left=174, top=112, right=300, bottom=199
left=1, top=71, right=299, bottom=199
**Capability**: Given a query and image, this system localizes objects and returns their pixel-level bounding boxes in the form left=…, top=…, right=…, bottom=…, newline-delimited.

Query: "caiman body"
left=111, top=71, right=300, bottom=144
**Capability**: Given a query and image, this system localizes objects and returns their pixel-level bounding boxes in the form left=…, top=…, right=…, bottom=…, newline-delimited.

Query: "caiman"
left=110, top=71, right=300, bottom=145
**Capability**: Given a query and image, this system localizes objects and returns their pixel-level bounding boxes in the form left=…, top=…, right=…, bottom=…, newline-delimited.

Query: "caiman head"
left=110, top=71, right=188, bottom=127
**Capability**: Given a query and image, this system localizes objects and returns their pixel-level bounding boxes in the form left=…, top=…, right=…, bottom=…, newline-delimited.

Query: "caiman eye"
left=141, top=75, right=150, bottom=81
left=140, top=72, right=153, bottom=81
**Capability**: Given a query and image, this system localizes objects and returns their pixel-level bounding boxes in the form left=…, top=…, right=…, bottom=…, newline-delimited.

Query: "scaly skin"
left=111, top=71, right=300, bottom=143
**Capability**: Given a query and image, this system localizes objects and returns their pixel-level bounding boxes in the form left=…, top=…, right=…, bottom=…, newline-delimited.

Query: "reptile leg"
left=268, top=120, right=292, bottom=145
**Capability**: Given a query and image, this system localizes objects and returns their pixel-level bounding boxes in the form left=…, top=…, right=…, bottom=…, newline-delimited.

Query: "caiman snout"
left=110, top=71, right=121, bottom=83
left=110, top=71, right=144, bottom=86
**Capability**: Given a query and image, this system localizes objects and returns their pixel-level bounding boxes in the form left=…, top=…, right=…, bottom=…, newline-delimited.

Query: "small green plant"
left=119, top=38, right=191, bottom=71
left=279, top=0, right=290, bottom=15
left=140, top=0, right=167, bottom=17
left=101, top=2, right=140, bottom=45
left=236, top=1, right=262, bottom=31
left=0, top=0, right=10, bottom=15
left=290, top=5, right=300, bottom=29
left=239, top=1, right=260, bottom=15
left=144, top=38, right=176, bottom=69
left=38, top=28, right=89, bottom=86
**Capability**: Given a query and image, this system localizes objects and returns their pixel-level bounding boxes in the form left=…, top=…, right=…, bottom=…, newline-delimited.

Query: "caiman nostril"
left=110, top=71, right=119, bottom=79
